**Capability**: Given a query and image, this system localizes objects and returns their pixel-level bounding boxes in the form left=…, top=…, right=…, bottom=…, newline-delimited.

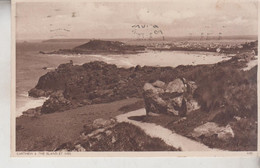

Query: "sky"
left=16, top=0, right=258, bottom=40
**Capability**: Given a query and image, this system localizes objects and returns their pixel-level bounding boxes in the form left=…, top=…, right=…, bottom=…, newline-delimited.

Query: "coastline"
left=16, top=93, right=48, bottom=117
left=16, top=49, right=232, bottom=118
left=15, top=40, right=258, bottom=152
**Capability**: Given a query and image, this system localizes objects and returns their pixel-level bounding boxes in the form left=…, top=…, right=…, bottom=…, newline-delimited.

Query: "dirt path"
left=116, top=108, right=222, bottom=151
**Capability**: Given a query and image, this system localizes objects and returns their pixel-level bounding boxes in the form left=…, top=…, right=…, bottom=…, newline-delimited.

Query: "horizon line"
left=17, top=34, right=258, bottom=42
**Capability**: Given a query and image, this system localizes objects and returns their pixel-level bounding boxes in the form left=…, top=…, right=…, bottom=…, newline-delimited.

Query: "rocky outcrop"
left=79, top=118, right=117, bottom=142
left=92, top=118, right=116, bottom=129
left=143, top=78, right=200, bottom=116
left=46, top=40, right=146, bottom=55
left=28, top=58, right=257, bottom=119
left=55, top=121, right=177, bottom=151
left=41, top=91, right=72, bottom=113
left=28, top=61, right=182, bottom=114
left=165, top=78, right=186, bottom=93
left=28, top=88, right=52, bottom=98
left=22, top=107, right=42, bottom=117
left=191, top=122, right=235, bottom=141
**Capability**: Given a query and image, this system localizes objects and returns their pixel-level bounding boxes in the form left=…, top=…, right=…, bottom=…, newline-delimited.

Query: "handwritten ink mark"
left=50, top=28, right=71, bottom=32
left=72, top=12, right=76, bottom=18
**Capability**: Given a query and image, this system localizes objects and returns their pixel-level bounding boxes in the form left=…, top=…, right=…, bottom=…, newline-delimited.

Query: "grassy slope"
left=65, top=122, right=178, bottom=151
left=120, top=65, right=257, bottom=151
left=16, top=98, right=141, bottom=151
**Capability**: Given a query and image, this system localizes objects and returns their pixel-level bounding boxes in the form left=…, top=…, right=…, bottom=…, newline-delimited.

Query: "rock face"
left=56, top=122, right=177, bottom=152
left=22, top=107, right=42, bottom=117
left=41, top=90, right=72, bottom=113
left=191, top=122, right=235, bottom=141
left=28, top=88, right=52, bottom=98
left=28, top=61, right=184, bottom=114
left=27, top=59, right=257, bottom=118
left=74, top=40, right=146, bottom=53
left=165, top=78, right=186, bottom=93
left=143, top=78, right=200, bottom=116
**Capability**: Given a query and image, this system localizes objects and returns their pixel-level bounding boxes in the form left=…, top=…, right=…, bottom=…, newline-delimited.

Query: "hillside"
left=44, top=40, right=146, bottom=55
left=19, top=40, right=258, bottom=151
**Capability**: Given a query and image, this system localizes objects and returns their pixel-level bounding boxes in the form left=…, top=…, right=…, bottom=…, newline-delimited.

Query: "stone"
left=147, top=112, right=160, bottom=116
left=166, top=106, right=179, bottom=115
left=191, top=122, right=234, bottom=141
left=152, top=80, right=165, bottom=88
left=144, top=94, right=168, bottom=115
left=217, top=124, right=235, bottom=141
left=41, top=90, right=72, bottom=113
left=95, top=134, right=103, bottom=141
left=22, top=107, right=41, bottom=117
left=143, top=83, right=168, bottom=115
left=173, top=117, right=187, bottom=124
left=28, top=88, right=47, bottom=98
left=187, top=81, right=198, bottom=94
left=170, top=96, right=183, bottom=108
left=105, top=130, right=112, bottom=136
left=186, top=99, right=200, bottom=114
left=143, top=83, right=164, bottom=95
left=233, top=116, right=241, bottom=121
left=143, top=78, right=200, bottom=116
left=165, top=78, right=186, bottom=93
left=168, top=96, right=187, bottom=116
left=87, top=128, right=105, bottom=137
left=83, top=124, right=94, bottom=135
left=92, top=118, right=115, bottom=129
left=192, top=122, right=219, bottom=138
left=111, top=136, right=116, bottom=143
left=75, top=144, right=86, bottom=152
left=79, top=133, right=89, bottom=140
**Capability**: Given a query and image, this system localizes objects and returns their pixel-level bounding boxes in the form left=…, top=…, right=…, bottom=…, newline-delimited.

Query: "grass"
left=118, top=100, right=144, bottom=113
left=64, top=122, right=179, bottom=151
left=16, top=98, right=142, bottom=151
left=128, top=108, right=257, bottom=151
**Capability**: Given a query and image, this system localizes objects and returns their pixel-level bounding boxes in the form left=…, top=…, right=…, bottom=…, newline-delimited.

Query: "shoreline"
left=16, top=50, right=233, bottom=118
left=15, top=40, right=258, bottom=151
left=17, top=52, right=257, bottom=119
left=16, top=93, right=48, bottom=117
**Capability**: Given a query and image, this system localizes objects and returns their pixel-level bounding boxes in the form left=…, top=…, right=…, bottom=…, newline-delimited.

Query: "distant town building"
left=216, top=48, right=221, bottom=53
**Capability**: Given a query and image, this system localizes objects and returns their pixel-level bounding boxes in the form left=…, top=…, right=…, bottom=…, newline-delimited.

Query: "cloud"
left=138, top=8, right=194, bottom=25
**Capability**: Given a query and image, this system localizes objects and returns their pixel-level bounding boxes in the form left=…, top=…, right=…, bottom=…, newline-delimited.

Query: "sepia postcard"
left=11, top=0, right=259, bottom=157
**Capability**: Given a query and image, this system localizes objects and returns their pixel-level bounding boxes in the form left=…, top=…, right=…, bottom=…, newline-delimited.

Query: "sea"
left=16, top=41, right=230, bottom=117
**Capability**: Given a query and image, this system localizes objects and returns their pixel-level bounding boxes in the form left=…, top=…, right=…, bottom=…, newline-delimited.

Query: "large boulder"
left=186, top=99, right=200, bottom=114
left=152, top=80, right=166, bottom=88
left=191, top=122, right=235, bottom=141
left=143, top=83, right=164, bottom=95
left=143, top=78, right=200, bottom=116
left=92, top=118, right=116, bottom=129
left=143, top=83, right=168, bottom=115
left=187, top=81, right=198, bottom=94
left=41, top=90, right=72, bottom=113
left=165, top=78, right=186, bottom=93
